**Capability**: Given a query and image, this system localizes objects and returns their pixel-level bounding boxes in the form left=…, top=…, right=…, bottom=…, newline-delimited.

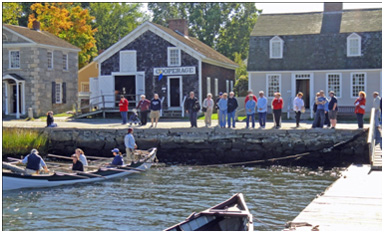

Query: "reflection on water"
left=2, top=165, right=338, bottom=231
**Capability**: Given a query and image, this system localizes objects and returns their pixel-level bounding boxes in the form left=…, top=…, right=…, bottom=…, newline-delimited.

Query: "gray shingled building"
left=2, top=22, right=80, bottom=118
left=248, top=3, right=382, bottom=116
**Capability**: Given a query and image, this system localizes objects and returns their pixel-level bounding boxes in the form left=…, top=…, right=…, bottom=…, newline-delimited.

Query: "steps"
left=163, top=109, right=183, bottom=118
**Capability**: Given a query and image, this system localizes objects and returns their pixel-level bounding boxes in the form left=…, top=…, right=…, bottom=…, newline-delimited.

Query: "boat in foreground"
left=2, top=148, right=157, bottom=191
left=164, top=193, right=253, bottom=231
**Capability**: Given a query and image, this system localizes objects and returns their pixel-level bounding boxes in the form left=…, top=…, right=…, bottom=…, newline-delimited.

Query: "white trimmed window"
left=326, top=73, right=341, bottom=97
left=215, top=78, right=218, bottom=96
left=168, top=47, right=181, bottom=66
left=9, top=50, right=20, bottom=69
left=62, top=54, right=68, bottom=70
left=351, top=73, right=366, bottom=98
left=81, top=82, right=90, bottom=92
left=269, top=36, right=283, bottom=59
left=347, top=33, right=361, bottom=57
left=266, top=74, right=281, bottom=97
left=47, top=51, right=53, bottom=69
left=55, top=82, right=62, bottom=103
left=207, top=77, right=211, bottom=94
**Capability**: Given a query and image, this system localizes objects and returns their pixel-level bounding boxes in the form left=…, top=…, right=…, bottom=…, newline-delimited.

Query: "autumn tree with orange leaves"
left=28, top=3, right=97, bottom=68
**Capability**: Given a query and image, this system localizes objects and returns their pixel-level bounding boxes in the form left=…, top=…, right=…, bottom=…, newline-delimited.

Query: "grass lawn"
left=198, top=113, right=246, bottom=122
left=38, top=112, right=74, bottom=120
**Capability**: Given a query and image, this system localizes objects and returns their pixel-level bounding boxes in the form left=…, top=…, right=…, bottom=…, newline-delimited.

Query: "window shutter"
left=52, top=82, right=56, bottom=104
left=62, top=82, right=67, bottom=104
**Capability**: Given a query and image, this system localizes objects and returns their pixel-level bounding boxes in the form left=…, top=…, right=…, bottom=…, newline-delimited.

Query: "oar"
left=47, top=154, right=73, bottom=160
left=7, top=157, right=22, bottom=162
left=48, top=154, right=110, bottom=160
left=55, top=172, right=90, bottom=179
left=76, top=171, right=106, bottom=179
left=107, top=164, right=145, bottom=172
left=99, top=167, right=140, bottom=173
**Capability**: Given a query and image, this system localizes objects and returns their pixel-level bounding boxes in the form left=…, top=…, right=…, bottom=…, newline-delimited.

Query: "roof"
left=7, top=73, right=25, bottom=81
left=3, top=24, right=80, bottom=51
left=151, top=22, right=238, bottom=67
left=251, top=8, right=382, bottom=36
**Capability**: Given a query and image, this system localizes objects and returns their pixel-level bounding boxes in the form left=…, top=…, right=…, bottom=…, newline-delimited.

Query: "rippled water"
left=2, top=165, right=338, bottom=231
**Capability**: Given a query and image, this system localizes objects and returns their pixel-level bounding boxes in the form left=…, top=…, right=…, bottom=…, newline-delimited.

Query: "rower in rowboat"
left=17, top=149, right=50, bottom=174
left=103, top=148, right=124, bottom=167
left=71, top=154, right=84, bottom=172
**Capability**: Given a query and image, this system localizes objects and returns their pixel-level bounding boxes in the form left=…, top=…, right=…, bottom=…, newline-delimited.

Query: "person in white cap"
left=20, top=149, right=49, bottom=174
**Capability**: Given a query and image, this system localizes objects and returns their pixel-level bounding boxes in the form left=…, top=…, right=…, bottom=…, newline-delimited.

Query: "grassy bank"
left=2, top=128, right=48, bottom=156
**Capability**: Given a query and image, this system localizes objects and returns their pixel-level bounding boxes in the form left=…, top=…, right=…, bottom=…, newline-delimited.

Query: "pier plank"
left=288, top=164, right=382, bottom=231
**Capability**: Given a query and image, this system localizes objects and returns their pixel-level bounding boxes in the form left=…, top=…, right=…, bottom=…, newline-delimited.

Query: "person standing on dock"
left=312, top=90, right=327, bottom=128
left=218, top=93, right=228, bottom=128
left=372, top=92, right=381, bottom=127
left=354, top=91, right=366, bottom=129
left=257, top=91, right=267, bottom=129
left=272, top=92, right=284, bottom=129
left=124, top=128, right=137, bottom=164
left=119, top=95, right=129, bottom=125
left=245, top=94, right=256, bottom=129
left=293, top=92, right=305, bottom=128
left=20, top=149, right=49, bottom=174
left=149, top=94, right=161, bottom=128
left=244, top=90, right=258, bottom=105
left=136, top=95, right=151, bottom=126
left=215, top=92, right=223, bottom=126
left=328, top=91, right=338, bottom=129
left=227, top=92, right=238, bottom=128
left=185, top=91, right=200, bottom=128
left=202, top=93, right=214, bottom=127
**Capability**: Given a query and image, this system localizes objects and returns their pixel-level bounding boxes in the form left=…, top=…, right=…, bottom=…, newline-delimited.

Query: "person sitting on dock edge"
left=124, top=128, right=137, bottom=164
left=71, top=154, right=84, bottom=172
left=110, top=148, right=124, bottom=166
left=20, top=149, right=49, bottom=174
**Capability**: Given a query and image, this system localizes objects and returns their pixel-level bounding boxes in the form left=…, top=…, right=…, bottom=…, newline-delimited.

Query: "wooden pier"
left=285, top=164, right=382, bottom=231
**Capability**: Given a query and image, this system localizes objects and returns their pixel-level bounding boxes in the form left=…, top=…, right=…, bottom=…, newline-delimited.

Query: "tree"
left=2, top=2, right=23, bottom=25
left=90, top=2, right=145, bottom=51
left=233, top=52, right=249, bottom=96
left=28, top=3, right=97, bottom=68
left=148, top=3, right=187, bottom=27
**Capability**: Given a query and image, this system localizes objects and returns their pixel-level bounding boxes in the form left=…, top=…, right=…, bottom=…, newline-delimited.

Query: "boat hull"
left=3, top=148, right=157, bottom=191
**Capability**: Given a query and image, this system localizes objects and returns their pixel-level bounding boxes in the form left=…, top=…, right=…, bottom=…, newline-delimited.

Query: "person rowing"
left=109, top=148, right=124, bottom=166
left=19, top=149, right=49, bottom=174
left=71, top=154, right=84, bottom=172
left=74, top=148, right=88, bottom=166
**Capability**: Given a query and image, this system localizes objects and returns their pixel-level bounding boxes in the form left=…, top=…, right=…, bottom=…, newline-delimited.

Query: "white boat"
left=2, top=148, right=157, bottom=191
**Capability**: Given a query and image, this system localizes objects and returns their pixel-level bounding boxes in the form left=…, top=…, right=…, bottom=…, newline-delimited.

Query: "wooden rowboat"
left=164, top=193, right=254, bottom=231
left=2, top=148, right=157, bottom=191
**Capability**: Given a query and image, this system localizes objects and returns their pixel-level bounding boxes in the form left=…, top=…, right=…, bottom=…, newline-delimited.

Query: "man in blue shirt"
left=124, top=128, right=137, bottom=164
left=257, top=91, right=268, bottom=128
left=312, top=90, right=328, bottom=128
left=21, top=149, right=49, bottom=174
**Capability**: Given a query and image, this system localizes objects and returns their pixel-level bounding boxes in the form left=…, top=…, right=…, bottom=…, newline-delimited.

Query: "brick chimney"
left=32, top=20, right=41, bottom=31
left=324, top=2, right=343, bottom=12
left=168, top=19, right=188, bottom=36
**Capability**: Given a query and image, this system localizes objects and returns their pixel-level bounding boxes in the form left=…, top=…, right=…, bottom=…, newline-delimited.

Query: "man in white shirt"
left=124, top=128, right=137, bottom=164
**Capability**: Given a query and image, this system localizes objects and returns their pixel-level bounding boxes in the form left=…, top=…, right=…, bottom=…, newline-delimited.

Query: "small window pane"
left=10, top=51, right=20, bottom=68
left=169, top=48, right=180, bottom=66
left=62, top=54, right=68, bottom=70
left=268, top=75, right=280, bottom=97
left=48, top=52, right=53, bottom=69
left=327, top=74, right=341, bottom=97
left=351, top=73, right=365, bottom=97
left=55, top=83, right=61, bottom=103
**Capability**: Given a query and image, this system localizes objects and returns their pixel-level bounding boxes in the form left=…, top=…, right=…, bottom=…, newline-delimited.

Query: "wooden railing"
left=367, top=108, right=376, bottom=166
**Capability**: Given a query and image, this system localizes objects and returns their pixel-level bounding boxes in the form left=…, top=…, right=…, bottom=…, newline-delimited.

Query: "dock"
left=285, top=164, right=382, bottom=231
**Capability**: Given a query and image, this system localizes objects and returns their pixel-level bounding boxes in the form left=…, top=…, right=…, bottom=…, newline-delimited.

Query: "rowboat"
left=164, top=193, right=254, bottom=231
left=2, top=148, right=157, bottom=191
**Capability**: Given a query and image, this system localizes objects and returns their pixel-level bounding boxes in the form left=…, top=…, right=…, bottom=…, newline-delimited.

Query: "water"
left=2, top=165, right=339, bottom=231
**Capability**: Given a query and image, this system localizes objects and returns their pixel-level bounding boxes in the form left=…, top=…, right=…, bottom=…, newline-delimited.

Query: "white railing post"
left=160, top=96, right=165, bottom=117
left=367, top=108, right=376, bottom=165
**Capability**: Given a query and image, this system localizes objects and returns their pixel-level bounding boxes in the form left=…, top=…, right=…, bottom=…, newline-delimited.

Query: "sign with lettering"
left=154, top=66, right=196, bottom=76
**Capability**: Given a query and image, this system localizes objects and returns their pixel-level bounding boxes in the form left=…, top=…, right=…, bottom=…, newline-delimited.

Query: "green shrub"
left=2, top=128, right=47, bottom=156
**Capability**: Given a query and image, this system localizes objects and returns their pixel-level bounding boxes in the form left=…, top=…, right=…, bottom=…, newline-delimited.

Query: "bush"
left=234, top=75, right=248, bottom=96
left=2, top=128, right=47, bottom=156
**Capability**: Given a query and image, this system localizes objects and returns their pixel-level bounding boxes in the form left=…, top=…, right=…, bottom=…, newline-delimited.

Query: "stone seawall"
left=4, top=127, right=369, bottom=168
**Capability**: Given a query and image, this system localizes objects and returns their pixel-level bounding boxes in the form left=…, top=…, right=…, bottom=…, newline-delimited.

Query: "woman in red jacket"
left=272, top=92, right=284, bottom=129
left=119, top=95, right=129, bottom=125
left=354, top=91, right=366, bottom=129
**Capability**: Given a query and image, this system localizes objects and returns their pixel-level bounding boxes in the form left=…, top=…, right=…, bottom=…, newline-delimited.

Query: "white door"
left=120, top=51, right=137, bottom=72
left=136, top=72, right=145, bottom=102
left=89, top=78, right=99, bottom=105
left=98, top=76, right=114, bottom=108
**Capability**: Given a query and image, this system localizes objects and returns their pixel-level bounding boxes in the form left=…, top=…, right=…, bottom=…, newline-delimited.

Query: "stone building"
left=91, top=19, right=238, bottom=117
left=2, top=22, right=80, bottom=118
left=247, top=3, right=382, bottom=115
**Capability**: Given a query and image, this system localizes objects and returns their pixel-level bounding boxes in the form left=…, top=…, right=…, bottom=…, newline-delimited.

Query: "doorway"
left=115, top=76, right=135, bottom=107
left=168, top=77, right=182, bottom=108
left=296, top=79, right=310, bottom=108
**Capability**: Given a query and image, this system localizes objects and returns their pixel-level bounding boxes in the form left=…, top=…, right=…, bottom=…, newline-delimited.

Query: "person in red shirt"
left=354, top=91, right=366, bottom=128
left=244, top=90, right=258, bottom=104
left=119, top=95, right=129, bottom=124
left=272, top=92, right=284, bottom=129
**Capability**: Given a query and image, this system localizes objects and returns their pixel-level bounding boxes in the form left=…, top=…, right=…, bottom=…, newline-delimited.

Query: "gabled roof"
left=3, top=24, right=80, bottom=51
left=93, top=21, right=238, bottom=69
left=251, top=8, right=382, bottom=36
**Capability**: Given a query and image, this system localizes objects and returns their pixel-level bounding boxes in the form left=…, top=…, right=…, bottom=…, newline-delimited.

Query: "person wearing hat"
left=257, top=91, right=268, bottom=128
left=124, top=128, right=137, bottom=164
left=328, top=91, right=338, bottom=129
left=119, top=95, right=129, bottom=125
left=110, top=148, right=124, bottom=166
left=372, top=91, right=381, bottom=127
left=271, top=92, right=284, bottom=129
left=19, top=149, right=49, bottom=174
left=71, top=154, right=84, bottom=172
left=244, top=90, right=258, bottom=104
